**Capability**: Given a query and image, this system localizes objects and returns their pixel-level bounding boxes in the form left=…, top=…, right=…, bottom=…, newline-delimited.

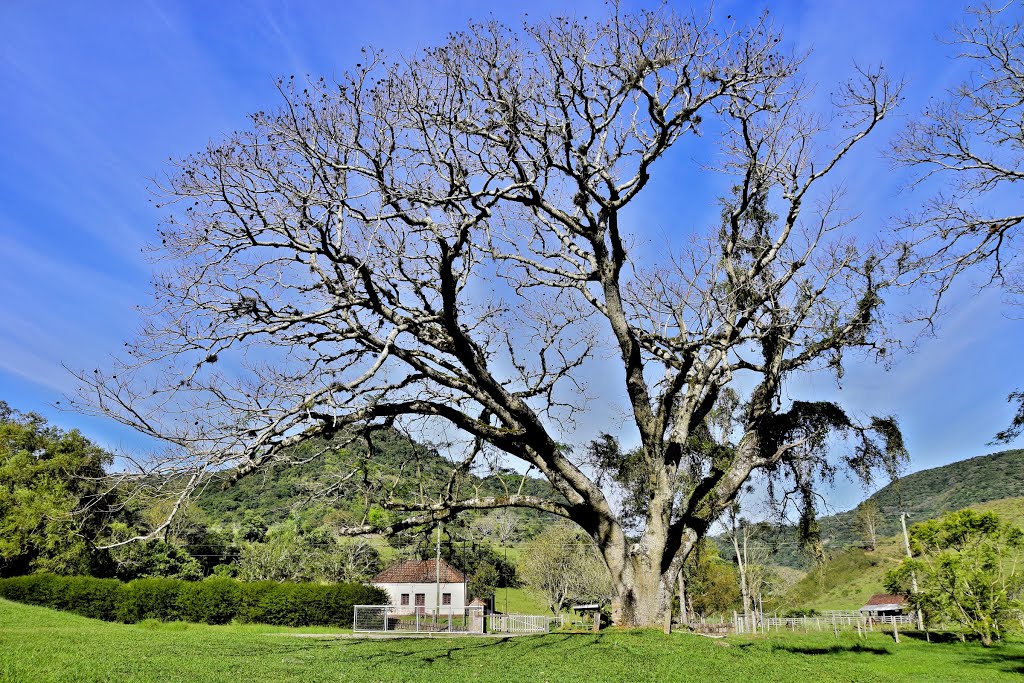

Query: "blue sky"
left=0, top=0, right=1020, bottom=512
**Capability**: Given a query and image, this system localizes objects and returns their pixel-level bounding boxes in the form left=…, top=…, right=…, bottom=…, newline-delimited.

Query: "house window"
left=415, top=593, right=425, bottom=607
left=400, top=594, right=409, bottom=606
left=442, top=593, right=452, bottom=605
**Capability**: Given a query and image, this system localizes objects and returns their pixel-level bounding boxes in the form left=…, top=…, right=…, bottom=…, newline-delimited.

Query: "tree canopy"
left=74, top=7, right=911, bottom=626
left=0, top=402, right=116, bottom=577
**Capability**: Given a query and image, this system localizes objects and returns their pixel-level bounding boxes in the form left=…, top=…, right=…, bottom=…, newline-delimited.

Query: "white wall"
left=375, top=581, right=467, bottom=610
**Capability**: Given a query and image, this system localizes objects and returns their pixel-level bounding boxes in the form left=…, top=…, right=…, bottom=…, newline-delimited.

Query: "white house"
left=373, top=558, right=468, bottom=612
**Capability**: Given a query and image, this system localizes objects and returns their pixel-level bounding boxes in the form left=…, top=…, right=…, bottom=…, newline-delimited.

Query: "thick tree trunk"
left=604, top=537, right=682, bottom=628
left=610, top=568, right=676, bottom=627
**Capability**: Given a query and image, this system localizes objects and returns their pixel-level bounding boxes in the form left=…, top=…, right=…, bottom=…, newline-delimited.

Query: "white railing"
left=733, top=611, right=915, bottom=635
left=353, top=605, right=485, bottom=634
left=488, top=614, right=564, bottom=634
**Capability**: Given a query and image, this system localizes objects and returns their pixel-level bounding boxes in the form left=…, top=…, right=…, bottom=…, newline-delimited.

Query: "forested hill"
left=723, top=449, right=1024, bottom=570
left=197, top=430, right=1022, bottom=552
left=820, top=448, right=1024, bottom=545
left=195, top=429, right=556, bottom=531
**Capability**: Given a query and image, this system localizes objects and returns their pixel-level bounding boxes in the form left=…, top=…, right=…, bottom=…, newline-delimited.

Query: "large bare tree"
left=892, top=2, right=1024, bottom=442
left=74, top=8, right=909, bottom=627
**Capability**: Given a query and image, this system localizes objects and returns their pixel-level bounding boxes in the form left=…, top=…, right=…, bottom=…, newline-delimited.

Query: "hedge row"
left=0, top=574, right=387, bottom=627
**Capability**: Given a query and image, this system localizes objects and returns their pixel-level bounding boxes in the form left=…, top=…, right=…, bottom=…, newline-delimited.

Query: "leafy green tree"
left=468, top=563, right=499, bottom=602
left=237, top=523, right=381, bottom=583
left=0, top=402, right=117, bottom=576
left=239, top=513, right=268, bottom=543
left=683, top=541, right=741, bottom=618
left=237, top=524, right=315, bottom=582
left=885, top=509, right=1024, bottom=646
left=440, top=539, right=518, bottom=590
left=105, top=522, right=204, bottom=581
left=141, top=501, right=237, bottom=576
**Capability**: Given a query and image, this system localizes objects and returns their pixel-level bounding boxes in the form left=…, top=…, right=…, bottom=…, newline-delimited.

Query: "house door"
left=415, top=593, right=426, bottom=615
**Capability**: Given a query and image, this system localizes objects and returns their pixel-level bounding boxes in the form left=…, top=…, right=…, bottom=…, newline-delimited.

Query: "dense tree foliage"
left=886, top=509, right=1024, bottom=646
left=680, top=541, right=742, bottom=619
left=236, top=523, right=382, bottom=583
left=520, top=523, right=613, bottom=615
left=0, top=402, right=118, bottom=577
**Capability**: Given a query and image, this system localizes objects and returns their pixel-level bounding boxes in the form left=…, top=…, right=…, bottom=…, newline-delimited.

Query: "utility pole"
left=435, top=522, right=442, bottom=626
left=900, top=513, right=925, bottom=630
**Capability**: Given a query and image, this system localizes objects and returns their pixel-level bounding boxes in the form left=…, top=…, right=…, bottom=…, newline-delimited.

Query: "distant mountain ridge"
left=820, top=448, right=1024, bottom=546
left=720, top=449, right=1024, bottom=570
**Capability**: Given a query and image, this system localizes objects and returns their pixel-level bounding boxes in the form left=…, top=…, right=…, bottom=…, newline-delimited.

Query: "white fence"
left=733, top=611, right=915, bottom=635
left=353, top=605, right=485, bottom=634
left=487, top=614, right=565, bottom=634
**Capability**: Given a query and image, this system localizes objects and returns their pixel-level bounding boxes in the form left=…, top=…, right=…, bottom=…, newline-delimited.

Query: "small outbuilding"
left=373, top=558, right=468, bottom=612
left=859, top=593, right=909, bottom=617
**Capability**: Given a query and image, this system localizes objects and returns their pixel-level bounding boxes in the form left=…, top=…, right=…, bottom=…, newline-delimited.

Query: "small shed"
left=468, top=596, right=491, bottom=613
left=571, top=603, right=602, bottom=632
left=859, top=593, right=909, bottom=617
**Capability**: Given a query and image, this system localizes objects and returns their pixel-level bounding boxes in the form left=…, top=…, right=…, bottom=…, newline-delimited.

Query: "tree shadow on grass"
left=337, top=635, right=518, bottom=666
left=963, top=650, right=1024, bottom=676
left=773, top=643, right=892, bottom=656
left=900, top=630, right=996, bottom=645
left=334, top=632, right=608, bottom=666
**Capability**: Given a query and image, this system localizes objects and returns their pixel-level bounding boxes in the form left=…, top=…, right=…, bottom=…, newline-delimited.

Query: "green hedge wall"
left=0, top=574, right=386, bottom=627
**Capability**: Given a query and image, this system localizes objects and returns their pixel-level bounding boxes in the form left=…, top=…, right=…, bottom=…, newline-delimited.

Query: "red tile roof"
left=373, top=558, right=467, bottom=583
left=863, top=593, right=908, bottom=607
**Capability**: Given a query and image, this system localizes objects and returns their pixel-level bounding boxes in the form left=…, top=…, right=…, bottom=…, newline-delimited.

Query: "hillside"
left=195, top=429, right=557, bottom=536
left=785, top=493, right=1024, bottom=610
left=744, top=449, right=1024, bottom=570
left=819, top=449, right=1024, bottom=547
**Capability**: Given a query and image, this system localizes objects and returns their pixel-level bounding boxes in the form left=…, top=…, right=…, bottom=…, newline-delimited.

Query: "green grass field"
left=2, top=599, right=1022, bottom=682
left=493, top=587, right=551, bottom=615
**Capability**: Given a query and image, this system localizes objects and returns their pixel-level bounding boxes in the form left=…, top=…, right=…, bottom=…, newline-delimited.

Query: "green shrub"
left=0, top=574, right=61, bottom=607
left=63, top=575, right=122, bottom=621
left=117, top=577, right=183, bottom=623
left=236, top=580, right=280, bottom=624
left=178, top=577, right=240, bottom=625
left=0, top=574, right=386, bottom=628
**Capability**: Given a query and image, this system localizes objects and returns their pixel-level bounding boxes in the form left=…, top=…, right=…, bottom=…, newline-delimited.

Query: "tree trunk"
left=732, top=533, right=752, bottom=617
left=610, top=571, right=675, bottom=627
left=678, top=571, right=690, bottom=627
left=605, top=545, right=680, bottom=628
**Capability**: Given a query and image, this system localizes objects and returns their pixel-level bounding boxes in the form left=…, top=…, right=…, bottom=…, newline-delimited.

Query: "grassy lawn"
left=2, top=599, right=1022, bottom=682
left=493, top=587, right=551, bottom=615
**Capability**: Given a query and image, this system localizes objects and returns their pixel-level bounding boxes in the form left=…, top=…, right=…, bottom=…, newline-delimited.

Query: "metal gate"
left=353, top=605, right=485, bottom=634
left=487, top=614, right=562, bottom=634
